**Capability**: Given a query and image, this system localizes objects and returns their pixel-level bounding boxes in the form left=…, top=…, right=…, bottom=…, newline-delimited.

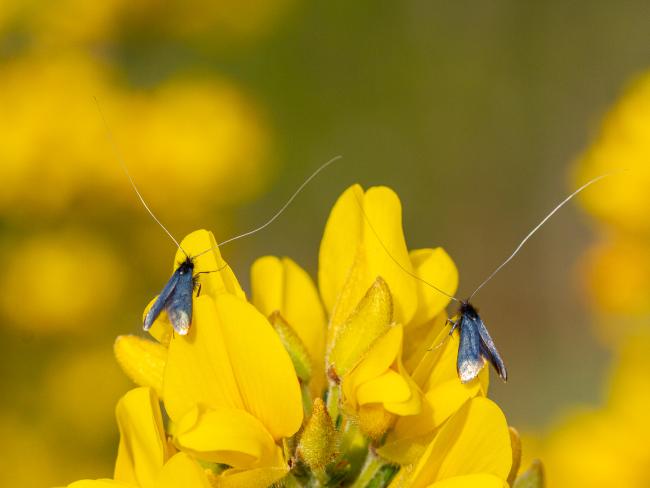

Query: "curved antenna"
left=468, top=172, right=619, bottom=301
left=94, top=97, right=188, bottom=257
left=192, top=155, right=343, bottom=259
left=351, top=190, right=460, bottom=303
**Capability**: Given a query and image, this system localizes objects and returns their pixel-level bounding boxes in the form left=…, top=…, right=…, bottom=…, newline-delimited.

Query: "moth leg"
left=196, top=282, right=202, bottom=297
left=447, top=318, right=459, bottom=335
left=194, top=269, right=218, bottom=275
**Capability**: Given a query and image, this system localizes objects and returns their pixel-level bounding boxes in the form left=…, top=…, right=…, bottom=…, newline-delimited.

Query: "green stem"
left=325, top=382, right=340, bottom=423
left=349, top=452, right=398, bottom=488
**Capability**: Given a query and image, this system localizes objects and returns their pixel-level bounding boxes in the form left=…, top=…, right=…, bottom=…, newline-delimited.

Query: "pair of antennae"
left=354, top=172, right=621, bottom=304
left=95, top=97, right=342, bottom=260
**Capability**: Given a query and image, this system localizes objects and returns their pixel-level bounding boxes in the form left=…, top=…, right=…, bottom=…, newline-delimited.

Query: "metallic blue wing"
left=143, top=268, right=181, bottom=331
left=457, top=315, right=485, bottom=383
left=166, top=268, right=194, bottom=336
left=476, top=316, right=508, bottom=381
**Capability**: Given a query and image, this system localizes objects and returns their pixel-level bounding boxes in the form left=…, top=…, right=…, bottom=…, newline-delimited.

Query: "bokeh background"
left=0, top=1, right=649, bottom=486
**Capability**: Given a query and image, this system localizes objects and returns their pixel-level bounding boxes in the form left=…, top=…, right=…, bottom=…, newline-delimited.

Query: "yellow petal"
left=164, top=294, right=303, bottom=440
left=144, top=230, right=246, bottom=341
left=319, top=184, right=364, bottom=318
left=409, top=248, right=459, bottom=327
left=114, top=336, right=167, bottom=397
left=426, top=474, right=508, bottom=488
left=213, top=466, right=289, bottom=488
left=64, top=481, right=136, bottom=488
left=408, top=398, right=511, bottom=487
left=319, top=185, right=417, bottom=339
left=343, top=324, right=402, bottom=404
left=356, top=369, right=411, bottom=405
left=156, top=453, right=212, bottom=488
left=329, top=277, right=393, bottom=379
left=114, top=387, right=169, bottom=488
left=251, top=256, right=327, bottom=395
left=164, top=295, right=244, bottom=421
left=176, top=229, right=245, bottom=300
left=384, top=367, right=422, bottom=416
left=174, top=406, right=282, bottom=469
left=393, top=327, right=489, bottom=441
left=342, top=324, right=421, bottom=418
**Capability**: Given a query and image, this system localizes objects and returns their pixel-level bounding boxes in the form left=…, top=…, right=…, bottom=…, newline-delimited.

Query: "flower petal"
left=214, top=466, right=289, bottom=488
left=164, top=295, right=244, bottom=421
left=164, top=294, right=303, bottom=440
left=114, top=336, right=167, bottom=397
left=426, top=473, right=508, bottom=488
left=174, top=406, right=282, bottom=468
left=392, top=327, right=489, bottom=442
left=409, top=248, right=458, bottom=327
left=251, top=256, right=327, bottom=395
left=175, top=229, right=245, bottom=300
left=356, top=369, right=412, bottom=405
left=319, top=185, right=418, bottom=338
left=64, top=481, right=136, bottom=488
left=408, top=398, right=511, bottom=487
left=156, top=453, right=212, bottom=488
left=114, top=387, right=169, bottom=488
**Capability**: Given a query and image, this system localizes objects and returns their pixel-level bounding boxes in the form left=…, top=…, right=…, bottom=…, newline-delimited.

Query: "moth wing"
left=457, top=315, right=485, bottom=383
left=166, top=269, right=194, bottom=336
left=476, top=315, right=508, bottom=381
left=143, top=268, right=181, bottom=331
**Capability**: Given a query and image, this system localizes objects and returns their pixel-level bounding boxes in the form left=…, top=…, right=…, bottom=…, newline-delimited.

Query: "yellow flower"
left=118, top=230, right=302, bottom=487
left=574, top=71, right=650, bottom=235
left=62, top=387, right=212, bottom=488
left=525, top=332, right=650, bottom=487
left=318, top=185, right=485, bottom=439
left=389, top=398, right=512, bottom=488
left=0, top=54, right=271, bottom=218
left=0, top=231, right=124, bottom=334
left=572, top=70, right=650, bottom=322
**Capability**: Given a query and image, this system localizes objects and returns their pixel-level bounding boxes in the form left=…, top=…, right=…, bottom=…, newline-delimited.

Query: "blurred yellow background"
left=0, top=1, right=648, bottom=486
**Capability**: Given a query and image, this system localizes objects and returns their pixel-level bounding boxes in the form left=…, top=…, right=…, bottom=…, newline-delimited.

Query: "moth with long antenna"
left=356, top=172, right=617, bottom=383
left=96, top=97, right=341, bottom=335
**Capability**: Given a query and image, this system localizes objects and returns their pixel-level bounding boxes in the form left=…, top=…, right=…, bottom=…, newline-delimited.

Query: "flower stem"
left=325, top=382, right=340, bottom=424
left=350, top=452, right=396, bottom=488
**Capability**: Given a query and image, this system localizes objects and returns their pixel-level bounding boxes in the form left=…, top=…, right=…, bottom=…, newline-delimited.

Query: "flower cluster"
left=65, top=185, right=539, bottom=487
left=525, top=70, right=650, bottom=487
left=573, top=71, right=650, bottom=327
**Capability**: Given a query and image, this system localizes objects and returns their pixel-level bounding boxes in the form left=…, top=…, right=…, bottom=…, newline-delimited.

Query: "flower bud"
left=114, top=335, right=167, bottom=397
left=358, top=403, right=395, bottom=441
left=269, top=311, right=313, bottom=384
left=514, top=459, right=545, bottom=488
left=328, top=277, right=393, bottom=378
left=297, top=398, right=338, bottom=470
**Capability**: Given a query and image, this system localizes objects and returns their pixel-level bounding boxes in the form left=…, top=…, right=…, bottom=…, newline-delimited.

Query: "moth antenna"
left=351, top=190, right=460, bottom=303
left=192, top=155, right=343, bottom=259
left=468, top=171, right=622, bottom=301
left=94, top=97, right=188, bottom=258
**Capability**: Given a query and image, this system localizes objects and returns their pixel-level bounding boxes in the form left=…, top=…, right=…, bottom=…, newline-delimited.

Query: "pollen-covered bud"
left=269, top=311, right=313, bottom=384
left=114, top=335, right=167, bottom=397
left=514, top=459, right=545, bottom=488
left=328, top=277, right=393, bottom=378
left=358, top=403, right=395, bottom=441
left=297, top=398, right=338, bottom=470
